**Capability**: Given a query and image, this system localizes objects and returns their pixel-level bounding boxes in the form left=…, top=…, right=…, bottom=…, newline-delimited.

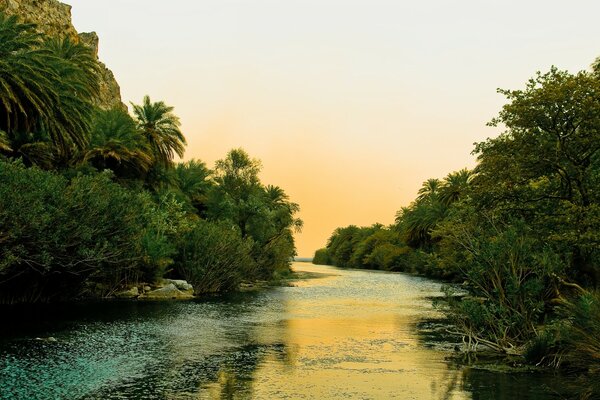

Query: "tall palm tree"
left=42, top=37, right=100, bottom=156
left=0, top=14, right=56, bottom=142
left=0, top=13, right=99, bottom=157
left=131, top=95, right=186, bottom=167
left=83, top=108, right=152, bottom=177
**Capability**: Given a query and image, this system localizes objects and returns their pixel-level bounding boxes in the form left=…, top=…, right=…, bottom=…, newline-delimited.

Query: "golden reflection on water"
left=203, top=263, right=468, bottom=400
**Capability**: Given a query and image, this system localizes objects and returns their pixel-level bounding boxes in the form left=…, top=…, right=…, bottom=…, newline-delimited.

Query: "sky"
left=70, top=0, right=600, bottom=257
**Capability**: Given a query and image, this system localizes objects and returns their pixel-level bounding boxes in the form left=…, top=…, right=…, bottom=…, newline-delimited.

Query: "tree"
left=439, top=168, right=472, bottom=207
left=209, top=148, right=263, bottom=237
left=83, top=108, right=152, bottom=178
left=417, top=178, right=441, bottom=202
left=207, top=149, right=301, bottom=278
left=131, top=95, right=186, bottom=167
left=474, top=67, right=600, bottom=286
left=171, top=159, right=213, bottom=214
left=0, top=13, right=100, bottom=157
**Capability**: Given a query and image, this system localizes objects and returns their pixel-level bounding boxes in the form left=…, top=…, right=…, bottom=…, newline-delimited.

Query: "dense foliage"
left=0, top=13, right=301, bottom=303
left=315, top=64, right=600, bottom=388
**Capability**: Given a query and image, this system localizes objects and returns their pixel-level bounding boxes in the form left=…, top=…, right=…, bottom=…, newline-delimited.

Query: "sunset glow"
left=71, top=0, right=600, bottom=256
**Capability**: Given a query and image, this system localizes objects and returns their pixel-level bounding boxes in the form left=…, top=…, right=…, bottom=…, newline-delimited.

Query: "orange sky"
left=71, top=0, right=600, bottom=256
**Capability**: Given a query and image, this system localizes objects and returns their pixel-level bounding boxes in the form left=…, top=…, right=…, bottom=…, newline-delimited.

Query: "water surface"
left=0, top=263, right=560, bottom=399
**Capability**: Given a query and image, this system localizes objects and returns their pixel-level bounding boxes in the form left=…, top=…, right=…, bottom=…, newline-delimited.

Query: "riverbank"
left=239, top=266, right=338, bottom=292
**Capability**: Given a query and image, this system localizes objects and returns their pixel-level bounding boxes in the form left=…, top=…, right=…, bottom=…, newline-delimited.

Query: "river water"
left=0, top=263, right=560, bottom=399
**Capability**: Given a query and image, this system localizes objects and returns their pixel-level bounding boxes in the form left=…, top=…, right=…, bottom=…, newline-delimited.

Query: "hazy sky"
left=70, top=0, right=600, bottom=257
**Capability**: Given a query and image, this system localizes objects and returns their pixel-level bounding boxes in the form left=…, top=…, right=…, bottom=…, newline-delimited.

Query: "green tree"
left=83, top=108, right=152, bottom=178
left=176, top=220, right=255, bottom=294
left=171, top=159, right=213, bottom=214
left=209, top=148, right=263, bottom=237
left=207, top=149, right=301, bottom=278
left=0, top=13, right=99, bottom=157
left=0, top=160, right=156, bottom=302
left=474, top=67, right=600, bottom=286
left=132, top=95, right=186, bottom=168
left=439, top=168, right=472, bottom=207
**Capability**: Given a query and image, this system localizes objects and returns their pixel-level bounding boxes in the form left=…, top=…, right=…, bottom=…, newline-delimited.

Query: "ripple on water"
left=0, top=263, right=563, bottom=399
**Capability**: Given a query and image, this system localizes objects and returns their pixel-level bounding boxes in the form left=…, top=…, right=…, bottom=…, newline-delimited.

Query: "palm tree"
left=43, top=37, right=99, bottom=98
left=0, top=14, right=56, bottom=143
left=131, top=95, right=186, bottom=167
left=172, top=160, right=212, bottom=213
left=174, top=160, right=211, bottom=196
left=83, top=108, right=152, bottom=177
left=439, top=168, right=472, bottom=206
left=42, top=37, right=100, bottom=156
left=263, top=184, right=302, bottom=233
left=395, top=201, right=447, bottom=249
left=417, top=178, right=441, bottom=202
left=0, top=13, right=99, bottom=157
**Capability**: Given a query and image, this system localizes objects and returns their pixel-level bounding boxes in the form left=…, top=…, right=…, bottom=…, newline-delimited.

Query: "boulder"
left=163, top=279, right=194, bottom=293
left=140, top=284, right=194, bottom=300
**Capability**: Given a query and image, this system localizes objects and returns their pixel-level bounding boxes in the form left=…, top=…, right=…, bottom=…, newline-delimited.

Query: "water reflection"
left=0, top=263, right=563, bottom=399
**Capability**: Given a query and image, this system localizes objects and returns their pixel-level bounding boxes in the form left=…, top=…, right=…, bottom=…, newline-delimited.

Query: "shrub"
left=175, top=221, right=255, bottom=294
left=0, top=160, right=156, bottom=302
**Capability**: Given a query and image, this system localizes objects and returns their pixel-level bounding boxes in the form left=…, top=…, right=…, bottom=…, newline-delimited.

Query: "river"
left=0, top=263, right=561, bottom=399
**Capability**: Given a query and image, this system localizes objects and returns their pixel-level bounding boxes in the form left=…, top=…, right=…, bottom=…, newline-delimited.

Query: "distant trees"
left=0, top=13, right=301, bottom=303
left=314, top=224, right=411, bottom=272
left=314, top=63, right=600, bottom=387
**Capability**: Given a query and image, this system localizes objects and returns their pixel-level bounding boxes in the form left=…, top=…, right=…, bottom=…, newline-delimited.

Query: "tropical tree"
left=209, top=148, right=263, bottom=237
left=0, top=130, right=10, bottom=152
left=417, top=178, right=441, bottom=201
left=207, top=149, right=301, bottom=277
left=43, top=36, right=99, bottom=98
left=0, top=14, right=53, bottom=140
left=0, top=13, right=99, bottom=158
left=171, top=159, right=213, bottom=214
left=82, top=108, right=152, bottom=178
left=439, top=168, right=472, bottom=207
left=131, top=95, right=186, bottom=167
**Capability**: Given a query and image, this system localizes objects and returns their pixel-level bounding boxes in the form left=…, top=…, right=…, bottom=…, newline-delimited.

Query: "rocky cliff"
left=0, top=0, right=125, bottom=110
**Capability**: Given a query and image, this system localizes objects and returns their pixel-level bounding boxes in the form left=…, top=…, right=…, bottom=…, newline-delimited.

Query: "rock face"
left=0, top=0, right=125, bottom=110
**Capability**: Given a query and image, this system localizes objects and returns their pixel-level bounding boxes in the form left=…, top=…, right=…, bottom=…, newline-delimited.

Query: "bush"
left=0, top=161, right=158, bottom=302
left=438, top=218, right=564, bottom=352
left=175, top=220, right=255, bottom=294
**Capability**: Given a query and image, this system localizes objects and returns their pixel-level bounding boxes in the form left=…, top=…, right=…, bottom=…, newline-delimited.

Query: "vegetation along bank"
left=314, top=63, right=600, bottom=398
left=0, top=11, right=302, bottom=304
